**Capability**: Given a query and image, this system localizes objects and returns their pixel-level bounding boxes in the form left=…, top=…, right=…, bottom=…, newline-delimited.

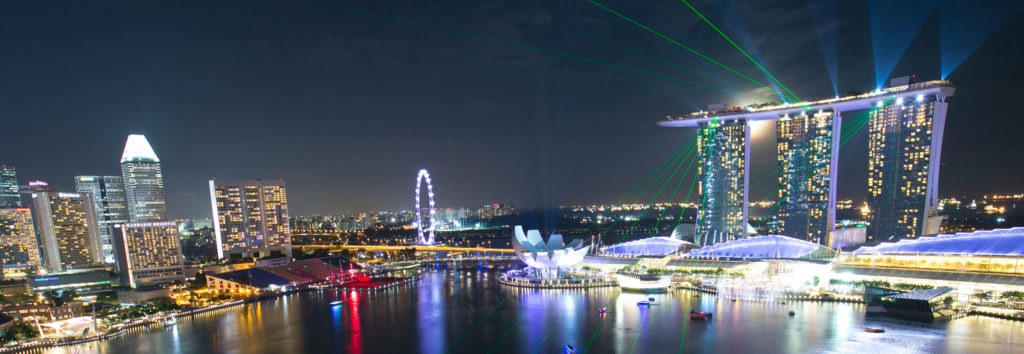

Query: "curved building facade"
left=685, top=235, right=836, bottom=260
left=511, top=225, right=588, bottom=279
left=600, top=237, right=693, bottom=257
left=842, top=227, right=1024, bottom=274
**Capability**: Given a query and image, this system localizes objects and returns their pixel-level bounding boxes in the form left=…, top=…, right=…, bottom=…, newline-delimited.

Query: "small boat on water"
left=864, top=328, right=886, bottom=333
left=598, top=307, right=608, bottom=314
left=689, top=310, right=712, bottom=320
left=788, top=311, right=796, bottom=317
left=648, top=297, right=656, bottom=302
left=637, top=301, right=650, bottom=306
left=163, top=316, right=177, bottom=326
left=330, top=300, right=344, bottom=307
left=563, top=344, right=578, bottom=353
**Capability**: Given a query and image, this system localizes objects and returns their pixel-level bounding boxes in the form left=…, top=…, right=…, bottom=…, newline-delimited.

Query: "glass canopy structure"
left=600, top=237, right=693, bottom=257
left=841, top=228, right=1024, bottom=275
left=685, top=235, right=836, bottom=260
left=850, top=227, right=1024, bottom=257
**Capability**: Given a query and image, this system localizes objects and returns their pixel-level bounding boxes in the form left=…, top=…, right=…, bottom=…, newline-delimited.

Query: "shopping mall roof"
left=600, top=237, right=693, bottom=256
left=684, top=235, right=836, bottom=260
left=833, top=265, right=1024, bottom=287
left=850, top=227, right=1024, bottom=257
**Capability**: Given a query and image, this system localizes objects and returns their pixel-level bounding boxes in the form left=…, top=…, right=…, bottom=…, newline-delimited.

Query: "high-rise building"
left=179, top=218, right=217, bottom=261
left=113, top=221, right=185, bottom=288
left=695, top=118, right=748, bottom=246
left=866, top=94, right=948, bottom=241
left=0, top=165, right=21, bottom=208
left=26, top=182, right=103, bottom=273
left=120, top=135, right=168, bottom=222
left=0, top=208, right=40, bottom=269
left=209, top=179, right=292, bottom=259
left=75, top=176, right=129, bottom=264
left=773, top=110, right=840, bottom=245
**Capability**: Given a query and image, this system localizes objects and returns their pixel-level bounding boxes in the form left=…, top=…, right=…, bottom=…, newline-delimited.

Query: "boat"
left=864, top=328, right=886, bottom=333
left=598, top=307, right=607, bottom=314
left=637, top=301, right=650, bottom=306
left=563, top=344, right=578, bottom=353
left=788, top=311, right=796, bottom=317
left=648, top=297, right=655, bottom=302
left=689, top=310, right=712, bottom=320
left=330, top=300, right=344, bottom=307
left=163, top=316, right=177, bottom=326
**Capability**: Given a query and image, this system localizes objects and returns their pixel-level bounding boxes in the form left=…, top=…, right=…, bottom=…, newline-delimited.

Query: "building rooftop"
left=660, top=80, right=955, bottom=127
left=120, top=134, right=160, bottom=163
left=850, top=227, right=1024, bottom=257
left=600, top=237, right=693, bottom=256
left=884, top=287, right=954, bottom=301
left=684, top=235, right=836, bottom=260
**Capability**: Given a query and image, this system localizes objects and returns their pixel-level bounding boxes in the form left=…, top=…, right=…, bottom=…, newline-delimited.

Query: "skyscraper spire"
left=120, top=134, right=160, bottom=163
left=120, top=134, right=168, bottom=222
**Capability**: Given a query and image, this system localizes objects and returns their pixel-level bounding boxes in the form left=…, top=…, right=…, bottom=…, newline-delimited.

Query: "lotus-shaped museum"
left=512, top=225, right=589, bottom=278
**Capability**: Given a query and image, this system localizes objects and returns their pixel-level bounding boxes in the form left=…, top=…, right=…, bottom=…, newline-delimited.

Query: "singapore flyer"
left=415, top=169, right=436, bottom=245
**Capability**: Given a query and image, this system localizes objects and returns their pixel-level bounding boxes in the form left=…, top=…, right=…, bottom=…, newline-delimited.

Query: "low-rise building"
left=28, top=269, right=114, bottom=296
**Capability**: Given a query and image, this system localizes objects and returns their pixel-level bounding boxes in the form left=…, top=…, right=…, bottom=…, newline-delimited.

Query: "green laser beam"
left=756, top=98, right=893, bottom=227
left=616, top=136, right=697, bottom=206
left=465, top=0, right=750, bottom=92
left=600, top=143, right=694, bottom=240
left=586, top=0, right=787, bottom=100
left=532, top=317, right=561, bottom=354
left=629, top=305, right=661, bottom=354
left=617, top=143, right=696, bottom=243
left=582, top=319, right=604, bottom=353
left=746, top=165, right=780, bottom=193
left=578, top=136, right=697, bottom=240
left=676, top=127, right=715, bottom=230
left=677, top=303, right=689, bottom=353
left=651, top=142, right=699, bottom=235
left=692, top=119, right=720, bottom=244
left=679, top=0, right=801, bottom=102
left=486, top=315, right=527, bottom=354
left=446, top=298, right=507, bottom=353
left=628, top=143, right=694, bottom=205
left=125, top=3, right=726, bottom=99
left=675, top=159, right=702, bottom=229
left=305, top=0, right=742, bottom=95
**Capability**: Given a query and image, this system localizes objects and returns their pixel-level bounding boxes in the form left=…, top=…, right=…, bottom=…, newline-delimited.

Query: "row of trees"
left=0, top=323, right=39, bottom=344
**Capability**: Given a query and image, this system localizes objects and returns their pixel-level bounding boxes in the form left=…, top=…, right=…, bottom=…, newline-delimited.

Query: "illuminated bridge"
left=659, top=79, right=955, bottom=247
left=293, top=244, right=514, bottom=254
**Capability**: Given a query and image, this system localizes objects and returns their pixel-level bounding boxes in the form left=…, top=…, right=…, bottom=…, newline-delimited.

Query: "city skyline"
left=1, top=1, right=1023, bottom=352
left=2, top=1, right=1023, bottom=218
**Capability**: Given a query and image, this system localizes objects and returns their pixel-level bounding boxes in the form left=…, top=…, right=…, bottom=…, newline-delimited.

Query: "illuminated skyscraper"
left=695, top=118, right=748, bottom=246
left=867, top=94, right=948, bottom=241
left=120, top=135, right=168, bottom=222
left=0, top=208, right=40, bottom=269
left=113, top=221, right=185, bottom=287
left=209, top=179, right=292, bottom=259
left=0, top=165, right=20, bottom=208
left=774, top=110, right=839, bottom=245
left=75, top=176, right=129, bottom=264
left=26, top=182, right=103, bottom=272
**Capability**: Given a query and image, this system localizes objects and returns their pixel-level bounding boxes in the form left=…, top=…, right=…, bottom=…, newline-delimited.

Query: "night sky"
left=2, top=1, right=1023, bottom=218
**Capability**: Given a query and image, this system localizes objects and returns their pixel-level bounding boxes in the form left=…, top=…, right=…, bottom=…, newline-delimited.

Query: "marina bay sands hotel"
left=660, top=78, right=955, bottom=247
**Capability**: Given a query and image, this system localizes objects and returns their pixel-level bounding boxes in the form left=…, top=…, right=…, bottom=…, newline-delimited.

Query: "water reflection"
left=41, top=272, right=1024, bottom=354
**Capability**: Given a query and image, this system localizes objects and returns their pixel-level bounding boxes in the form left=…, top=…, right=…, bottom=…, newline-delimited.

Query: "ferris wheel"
left=415, top=169, right=436, bottom=245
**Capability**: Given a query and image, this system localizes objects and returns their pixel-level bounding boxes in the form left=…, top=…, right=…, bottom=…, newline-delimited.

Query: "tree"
left=43, top=290, right=64, bottom=307
left=1001, top=290, right=1024, bottom=302
left=0, top=323, right=39, bottom=344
